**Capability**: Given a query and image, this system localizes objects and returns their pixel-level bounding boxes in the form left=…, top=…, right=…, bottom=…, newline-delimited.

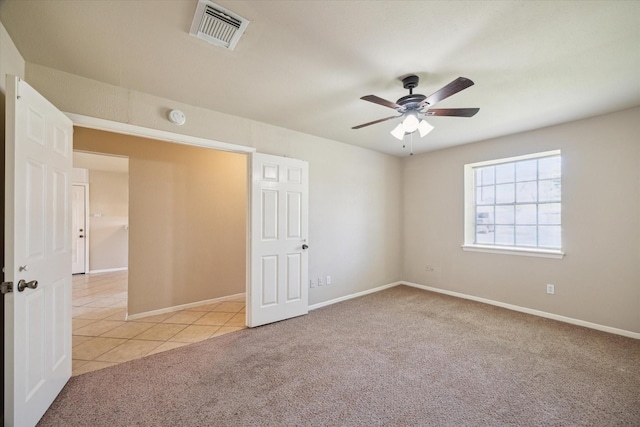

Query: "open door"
left=4, top=76, right=73, bottom=426
left=248, top=153, right=309, bottom=327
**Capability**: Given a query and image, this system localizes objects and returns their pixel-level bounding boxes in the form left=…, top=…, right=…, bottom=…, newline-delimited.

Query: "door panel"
left=26, top=160, right=46, bottom=258
left=286, top=253, right=301, bottom=300
left=5, top=75, right=73, bottom=426
left=51, top=278, right=67, bottom=368
left=261, top=190, right=278, bottom=240
left=286, top=192, right=301, bottom=238
left=249, top=153, right=309, bottom=327
left=52, top=169, right=68, bottom=252
left=25, top=290, right=45, bottom=398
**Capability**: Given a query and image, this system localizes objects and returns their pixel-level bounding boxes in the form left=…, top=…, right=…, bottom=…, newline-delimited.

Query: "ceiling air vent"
left=189, top=0, right=249, bottom=51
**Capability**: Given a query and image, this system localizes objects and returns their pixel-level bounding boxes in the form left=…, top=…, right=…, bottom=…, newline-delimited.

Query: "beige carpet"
left=39, top=285, right=640, bottom=426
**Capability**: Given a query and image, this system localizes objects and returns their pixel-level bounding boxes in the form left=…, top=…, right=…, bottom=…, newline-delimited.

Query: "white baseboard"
left=127, top=292, right=246, bottom=321
left=128, top=281, right=638, bottom=340
left=88, top=267, right=128, bottom=274
left=402, top=281, right=640, bottom=340
left=308, top=282, right=403, bottom=311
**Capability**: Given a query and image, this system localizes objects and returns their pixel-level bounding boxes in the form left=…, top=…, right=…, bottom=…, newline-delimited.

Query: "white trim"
left=245, top=154, right=253, bottom=327
left=126, top=293, right=246, bottom=320
left=308, top=282, right=403, bottom=311
left=466, top=149, right=561, bottom=169
left=464, top=149, right=563, bottom=254
left=88, top=267, right=128, bottom=274
left=402, top=281, right=640, bottom=340
left=83, top=183, right=90, bottom=273
left=65, top=113, right=256, bottom=154
left=462, top=244, right=565, bottom=259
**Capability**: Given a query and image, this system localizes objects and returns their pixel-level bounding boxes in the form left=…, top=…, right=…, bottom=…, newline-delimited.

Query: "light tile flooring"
left=72, top=271, right=246, bottom=376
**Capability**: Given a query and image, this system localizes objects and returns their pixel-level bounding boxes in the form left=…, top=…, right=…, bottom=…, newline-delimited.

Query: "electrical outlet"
left=318, top=277, right=323, bottom=286
left=309, top=279, right=316, bottom=288
left=326, top=275, right=332, bottom=285
left=546, top=284, right=555, bottom=294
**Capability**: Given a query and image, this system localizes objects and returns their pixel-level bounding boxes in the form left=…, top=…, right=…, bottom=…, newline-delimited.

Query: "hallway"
left=72, top=271, right=246, bottom=376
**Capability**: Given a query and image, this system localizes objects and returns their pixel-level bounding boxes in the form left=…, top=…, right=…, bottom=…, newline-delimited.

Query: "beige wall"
left=74, top=128, right=248, bottom=315
left=0, top=23, right=26, bottom=91
left=25, top=64, right=404, bottom=307
left=403, top=107, right=640, bottom=333
left=87, top=170, right=129, bottom=272
left=1, top=31, right=637, bottom=332
left=0, top=22, right=25, bottom=94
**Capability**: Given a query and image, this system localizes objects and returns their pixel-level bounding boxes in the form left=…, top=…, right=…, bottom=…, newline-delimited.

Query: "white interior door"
left=71, top=184, right=86, bottom=274
left=248, top=153, right=309, bottom=327
left=4, top=76, right=73, bottom=426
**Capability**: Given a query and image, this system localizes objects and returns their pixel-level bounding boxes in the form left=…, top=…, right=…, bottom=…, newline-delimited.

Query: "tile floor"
left=72, top=271, right=246, bottom=376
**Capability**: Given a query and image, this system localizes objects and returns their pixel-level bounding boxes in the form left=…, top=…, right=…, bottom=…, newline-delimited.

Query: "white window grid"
left=472, top=154, right=561, bottom=250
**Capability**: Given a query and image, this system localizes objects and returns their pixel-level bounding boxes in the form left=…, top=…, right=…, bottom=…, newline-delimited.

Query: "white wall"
left=24, top=63, right=404, bottom=306
left=403, top=107, right=640, bottom=333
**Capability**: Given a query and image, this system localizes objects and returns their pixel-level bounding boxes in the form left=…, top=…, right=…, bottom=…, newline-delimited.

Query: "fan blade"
left=361, top=95, right=402, bottom=110
left=352, top=115, right=402, bottom=129
left=424, top=108, right=479, bottom=117
left=418, top=77, right=475, bottom=108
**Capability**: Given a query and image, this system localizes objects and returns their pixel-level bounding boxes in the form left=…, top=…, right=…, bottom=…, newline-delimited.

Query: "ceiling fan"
left=353, top=75, right=479, bottom=153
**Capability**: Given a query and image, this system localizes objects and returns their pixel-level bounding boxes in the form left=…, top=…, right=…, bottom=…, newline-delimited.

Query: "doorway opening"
left=72, top=151, right=129, bottom=276
left=69, top=127, right=248, bottom=375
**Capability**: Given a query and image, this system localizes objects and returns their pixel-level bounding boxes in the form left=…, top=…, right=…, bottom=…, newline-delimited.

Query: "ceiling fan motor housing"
left=398, top=75, right=427, bottom=110
left=397, top=94, right=427, bottom=110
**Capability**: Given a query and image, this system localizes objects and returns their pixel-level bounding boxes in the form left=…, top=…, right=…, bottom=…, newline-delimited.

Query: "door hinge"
left=1, top=281, right=13, bottom=294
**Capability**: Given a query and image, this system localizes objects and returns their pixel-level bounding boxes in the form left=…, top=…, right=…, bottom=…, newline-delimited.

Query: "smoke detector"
left=189, top=0, right=249, bottom=51
left=168, top=110, right=186, bottom=126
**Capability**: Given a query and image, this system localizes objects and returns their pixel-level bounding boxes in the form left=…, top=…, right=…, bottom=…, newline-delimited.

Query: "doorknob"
left=302, top=244, right=309, bottom=250
left=17, top=279, right=38, bottom=292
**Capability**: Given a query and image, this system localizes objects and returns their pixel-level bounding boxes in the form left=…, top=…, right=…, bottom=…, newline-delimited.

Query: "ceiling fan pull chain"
left=410, top=133, right=414, bottom=156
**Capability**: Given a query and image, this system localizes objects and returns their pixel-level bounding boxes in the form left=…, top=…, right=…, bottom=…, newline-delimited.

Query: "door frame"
left=66, top=113, right=258, bottom=322
left=71, top=182, right=90, bottom=274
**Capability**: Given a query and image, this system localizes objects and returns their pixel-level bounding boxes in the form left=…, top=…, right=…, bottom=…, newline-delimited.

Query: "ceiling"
left=1, top=1, right=639, bottom=157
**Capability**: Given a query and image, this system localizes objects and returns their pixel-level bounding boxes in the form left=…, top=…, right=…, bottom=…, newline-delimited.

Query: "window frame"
left=462, top=150, right=565, bottom=259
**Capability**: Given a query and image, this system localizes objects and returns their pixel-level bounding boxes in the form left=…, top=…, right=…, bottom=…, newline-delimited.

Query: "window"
left=463, top=150, right=564, bottom=258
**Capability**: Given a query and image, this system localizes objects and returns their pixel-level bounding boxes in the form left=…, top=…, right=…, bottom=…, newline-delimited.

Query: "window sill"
left=461, top=244, right=565, bottom=259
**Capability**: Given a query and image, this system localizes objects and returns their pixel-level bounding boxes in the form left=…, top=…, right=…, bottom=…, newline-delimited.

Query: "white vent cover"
left=189, top=0, right=249, bottom=51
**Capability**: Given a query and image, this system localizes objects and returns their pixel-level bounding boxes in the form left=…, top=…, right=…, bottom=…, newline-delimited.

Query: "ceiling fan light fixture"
left=390, top=123, right=405, bottom=140
left=418, top=119, right=434, bottom=137
left=402, top=111, right=420, bottom=133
